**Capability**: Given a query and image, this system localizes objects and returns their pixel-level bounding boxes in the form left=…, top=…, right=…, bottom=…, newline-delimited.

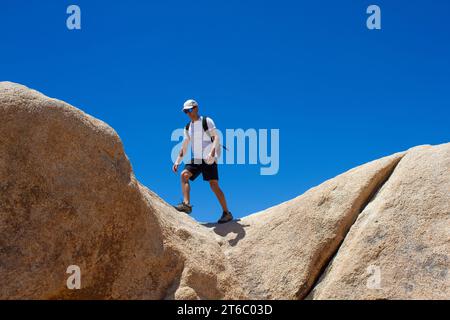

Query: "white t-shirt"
left=184, top=116, right=216, bottom=161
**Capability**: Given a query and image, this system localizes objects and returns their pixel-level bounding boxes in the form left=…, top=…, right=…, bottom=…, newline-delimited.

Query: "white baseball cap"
left=182, top=99, right=198, bottom=111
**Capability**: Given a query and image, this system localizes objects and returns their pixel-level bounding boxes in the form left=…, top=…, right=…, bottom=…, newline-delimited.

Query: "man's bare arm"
left=208, top=128, right=220, bottom=158
left=173, top=138, right=190, bottom=172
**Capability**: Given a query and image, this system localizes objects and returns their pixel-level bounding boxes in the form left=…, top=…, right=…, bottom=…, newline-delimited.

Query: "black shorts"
left=184, top=159, right=219, bottom=181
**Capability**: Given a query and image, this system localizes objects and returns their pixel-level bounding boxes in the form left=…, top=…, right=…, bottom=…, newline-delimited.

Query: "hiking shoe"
left=218, top=211, right=233, bottom=224
left=174, top=202, right=192, bottom=214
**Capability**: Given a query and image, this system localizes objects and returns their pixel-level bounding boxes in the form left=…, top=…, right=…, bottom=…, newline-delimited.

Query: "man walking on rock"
left=172, top=99, right=233, bottom=224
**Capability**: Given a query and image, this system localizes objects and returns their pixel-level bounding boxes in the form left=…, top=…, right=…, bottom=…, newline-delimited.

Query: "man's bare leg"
left=209, top=180, right=229, bottom=212
left=181, top=170, right=192, bottom=204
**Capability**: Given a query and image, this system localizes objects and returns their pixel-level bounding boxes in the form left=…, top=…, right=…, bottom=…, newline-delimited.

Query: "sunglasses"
left=184, top=107, right=196, bottom=114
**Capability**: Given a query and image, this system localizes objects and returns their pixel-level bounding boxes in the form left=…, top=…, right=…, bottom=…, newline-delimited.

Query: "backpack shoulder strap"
left=202, top=116, right=209, bottom=132
left=202, top=116, right=214, bottom=142
left=185, top=122, right=191, bottom=139
left=201, top=116, right=227, bottom=151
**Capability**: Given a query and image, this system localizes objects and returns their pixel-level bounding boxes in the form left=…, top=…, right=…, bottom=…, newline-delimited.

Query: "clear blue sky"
left=1, top=1, right=449, bottom=222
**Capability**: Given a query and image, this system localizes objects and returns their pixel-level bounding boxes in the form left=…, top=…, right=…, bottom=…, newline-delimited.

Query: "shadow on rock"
left=202, top=219, right=250, bottom=247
